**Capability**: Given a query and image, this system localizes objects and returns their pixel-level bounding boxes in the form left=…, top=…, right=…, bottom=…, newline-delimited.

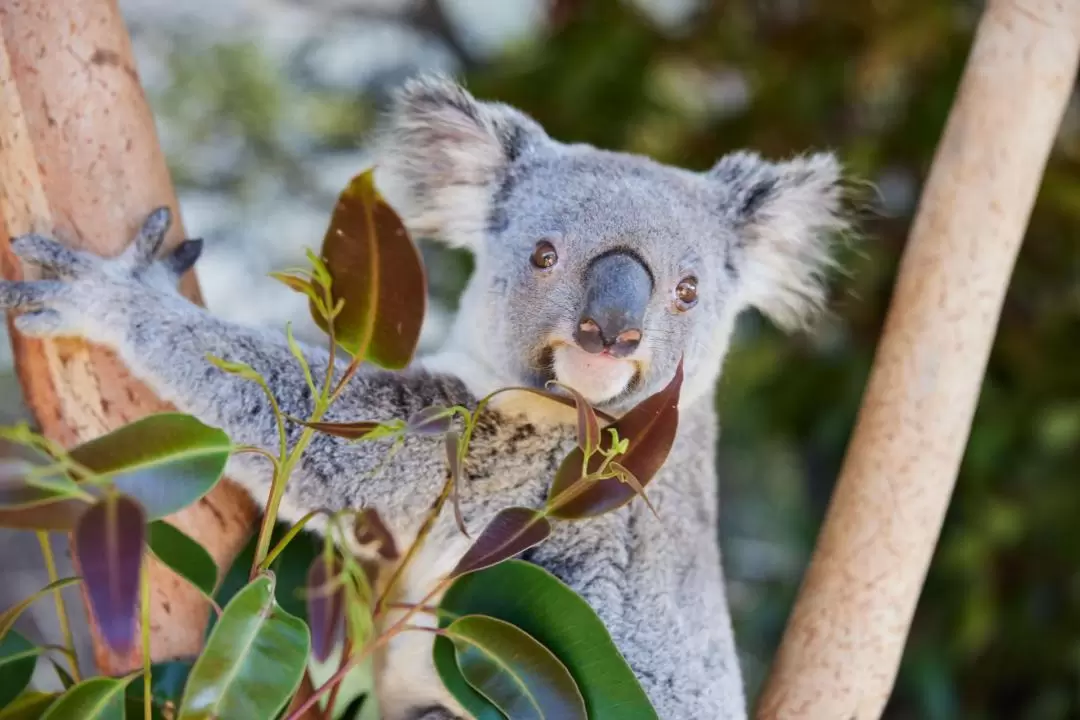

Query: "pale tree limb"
left=757, top=1, right=1080, bottom=717
left=0, top=0, right=258, bottom=673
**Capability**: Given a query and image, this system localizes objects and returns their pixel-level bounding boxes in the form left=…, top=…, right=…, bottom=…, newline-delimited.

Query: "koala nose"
left=575, top=250, right=652, bottom=358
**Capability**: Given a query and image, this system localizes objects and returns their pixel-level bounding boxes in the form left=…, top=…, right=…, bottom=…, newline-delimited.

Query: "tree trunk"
left=757, top=1, right=1080, bottom=717
left=0, top=0, right=258, bottom=674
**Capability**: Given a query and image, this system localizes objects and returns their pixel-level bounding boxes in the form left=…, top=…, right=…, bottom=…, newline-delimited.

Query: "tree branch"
left=0, top=0, right=257, bottom=674
left=757, top=1, right=1080, bottom=717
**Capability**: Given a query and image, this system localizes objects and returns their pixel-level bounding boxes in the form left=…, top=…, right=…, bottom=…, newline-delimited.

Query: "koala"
left=0, top=76, right=848, bottom=719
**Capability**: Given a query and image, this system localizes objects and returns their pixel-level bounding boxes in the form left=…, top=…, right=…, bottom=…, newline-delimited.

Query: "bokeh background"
left=2, top=0, right=1079, bottom=717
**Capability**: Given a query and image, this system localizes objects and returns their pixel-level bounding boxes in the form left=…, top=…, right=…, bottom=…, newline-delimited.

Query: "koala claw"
left=9, top=233, right=92, bottom=277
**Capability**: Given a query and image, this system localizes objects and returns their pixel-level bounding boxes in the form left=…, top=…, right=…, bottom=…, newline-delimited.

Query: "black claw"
left=165, top=238, right=203, bottom=276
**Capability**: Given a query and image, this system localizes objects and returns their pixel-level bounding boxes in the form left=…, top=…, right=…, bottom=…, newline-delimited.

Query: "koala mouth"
left=539, top=342, right=643, bottom=408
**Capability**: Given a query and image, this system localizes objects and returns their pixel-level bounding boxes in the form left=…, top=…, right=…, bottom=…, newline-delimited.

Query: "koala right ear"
left=374, top=75, right=545, bottom=251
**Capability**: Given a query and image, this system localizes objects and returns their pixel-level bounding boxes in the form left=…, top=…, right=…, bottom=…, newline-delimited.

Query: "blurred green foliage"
left=139, top=0, right=1079, bottom=716
left=456, top=1, right=1080, bottom=718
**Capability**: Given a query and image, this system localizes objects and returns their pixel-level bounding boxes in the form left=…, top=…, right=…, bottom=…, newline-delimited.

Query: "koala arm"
left=0, top=210, right=470, bottom=528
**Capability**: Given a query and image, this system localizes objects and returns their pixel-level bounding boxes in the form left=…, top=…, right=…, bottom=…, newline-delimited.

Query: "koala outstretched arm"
left=0, top=210, right=475, bottom=531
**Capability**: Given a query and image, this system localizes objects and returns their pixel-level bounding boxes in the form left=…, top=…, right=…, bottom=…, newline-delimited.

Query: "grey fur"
left=0, top=75, right=849, bottom=720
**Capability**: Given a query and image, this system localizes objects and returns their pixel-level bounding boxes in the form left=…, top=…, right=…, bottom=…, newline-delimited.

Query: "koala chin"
left=0, top=74, right=850, bottom=719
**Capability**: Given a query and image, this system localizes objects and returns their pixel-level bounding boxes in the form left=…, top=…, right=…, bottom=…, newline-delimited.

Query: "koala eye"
left=530, top=240, right=558, bottom=270
left=675, top=276, right=699, bottom=311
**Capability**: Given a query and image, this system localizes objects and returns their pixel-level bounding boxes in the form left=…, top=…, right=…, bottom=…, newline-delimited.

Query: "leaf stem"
left=374, top=471, right=454, bottom=615
left=141, top=554, right=152, bottom=720
left=36, top=532, right=80, bottom=682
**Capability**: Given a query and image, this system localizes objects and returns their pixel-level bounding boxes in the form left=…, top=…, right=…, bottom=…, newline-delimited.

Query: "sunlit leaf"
left=547, top=382, right=601, bottom=456
left=444, top=615, right=586, bottom=720
left=306, top=553, right=345, bottom=663
left=285, top=322, right=316, bottom=393
left=0, top=631, right=39, bottom=710
left=312, top=167, right=427, bottom=368
left=407, top=406, right=454, bottom=436
left=547, top=361, right=683, bottom=519
left=74, top=495, right=145, bottom=654
left=0, top=578, right=81, bottom=644
left=147, top=520, right=218, bottom=597
left=269, top=271, right=319, bottom=304
left=450, top=508, right=551, bottom=578
left=40, top=676, right=135, bottom=720
left=0, top=414, right=234, bottom=531
left=0, top=691, right=58, bottom=719
left=178, top=575, right=309, bottom=720
left=609, top=462, right=658, bottom=520
left=435, top=560, right=656, bottom=720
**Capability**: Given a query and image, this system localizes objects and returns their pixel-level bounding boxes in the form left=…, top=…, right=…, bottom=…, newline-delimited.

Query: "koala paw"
left=0, top=207, right=202, bottom=341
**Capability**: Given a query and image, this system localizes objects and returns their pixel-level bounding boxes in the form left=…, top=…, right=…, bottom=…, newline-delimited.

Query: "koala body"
left=0, top=76, right=847, bottom=719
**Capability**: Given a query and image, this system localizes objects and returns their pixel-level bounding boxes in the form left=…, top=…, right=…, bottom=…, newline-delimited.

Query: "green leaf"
left=547, top=361, right=684, bottom=519
left=177, top=575, right=310, bottom=720
left=312, top=167, right=427, bottom=367
left=450, top=508, right=552, bottom=578
left=73, top=495, right=145, bottom=655
left=0, top=414, right=232, bottom=531
left=124, top=661, right=193, bottom=719
left=40, top=676, right=134, bottom=720
left=148, top=521, right=218, bottom=597
left=0, top=692, right=59, bottom=719
left=0, top=578, right=81, bottom=644
left=435, top=560, right=657, bottom=720
left=445, top=615, right=586, bottom=720
left=213, top=524, right=321, bottom=632
left=0, top=631, right=39, bottom=710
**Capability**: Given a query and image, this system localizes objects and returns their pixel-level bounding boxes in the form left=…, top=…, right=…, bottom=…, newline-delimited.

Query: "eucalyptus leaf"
left=445, top=615, right=586, bottom=720
left=148, top=520, right=218, bottom=597
left=0, top=414, right=232, bottom=531
left=177, top=575, right=310, bottom=720
left=0, top=692, right=58, bottom=719
left=435, top=560, right=657, bottom=719
left=73, top=496, right=145, bottom=655
left=0, top=631, right=39, bottom=710
left=547, top=361, right=683, bottom=520
left=40, top=676, right=134, bottom=720
left=312, top=167, right=426, bottom=367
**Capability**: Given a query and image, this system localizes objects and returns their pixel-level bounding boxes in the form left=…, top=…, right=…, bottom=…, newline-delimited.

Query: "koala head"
left=375, top=76, right=849, bottom=415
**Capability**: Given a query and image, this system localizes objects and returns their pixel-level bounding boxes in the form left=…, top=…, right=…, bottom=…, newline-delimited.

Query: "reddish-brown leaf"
left=292, top=420, right=382, bottom=441
left=306, top=553, right=345, bottom=663
left=547, top=382, right=601, bottom=456
left=546, top=361, right=684, bottom=520
left=353, top=508, right=399, bottom=561
left=312, top=168, right=427, bottom=369
left=451, top=508, right=552, bottom=578
left=73, top=495, right=146, bottom=654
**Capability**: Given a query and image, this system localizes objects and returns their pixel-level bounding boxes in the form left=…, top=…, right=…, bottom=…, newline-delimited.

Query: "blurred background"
left=2, top=0, right=1079, bottom=717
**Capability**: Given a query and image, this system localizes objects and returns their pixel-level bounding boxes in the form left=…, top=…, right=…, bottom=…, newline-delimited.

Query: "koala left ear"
left=374, top=74, right=546, bottom=251
left=709, top=151, right=849, bottom=331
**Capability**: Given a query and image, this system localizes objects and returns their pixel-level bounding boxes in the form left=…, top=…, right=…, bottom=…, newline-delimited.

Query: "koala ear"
left=710, top=151, right=849, bottom=331
left=374, top=74, right=545, bottom=251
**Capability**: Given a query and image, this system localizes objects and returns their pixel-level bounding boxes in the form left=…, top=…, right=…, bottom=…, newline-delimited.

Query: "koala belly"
left=372, top=527, right=473, bottom=720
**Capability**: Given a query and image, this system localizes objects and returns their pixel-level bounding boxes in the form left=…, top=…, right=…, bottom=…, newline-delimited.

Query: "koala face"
left=376, top=76, right=847, bottom=413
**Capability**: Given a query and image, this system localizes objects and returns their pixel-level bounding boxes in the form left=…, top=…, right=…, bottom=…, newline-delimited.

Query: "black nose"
left=574, top=251, right=652, bottom=358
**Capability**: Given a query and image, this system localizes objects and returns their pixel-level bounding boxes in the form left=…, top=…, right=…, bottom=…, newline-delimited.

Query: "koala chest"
left=372, top=416, right=575, bottom=719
